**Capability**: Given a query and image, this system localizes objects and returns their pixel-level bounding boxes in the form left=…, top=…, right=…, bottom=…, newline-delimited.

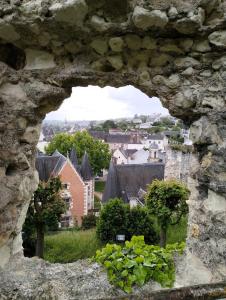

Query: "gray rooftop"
left=80, top=152, right=93, bottom=181
left=102, top=163, right=164, bottom=203
left=35, top=154, right=67, bottom=182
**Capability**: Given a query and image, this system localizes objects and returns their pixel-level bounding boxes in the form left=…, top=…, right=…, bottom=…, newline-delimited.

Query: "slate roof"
left=35, top=154, right=67, bottom=182
left=105, top=134, right=132, bottom=144
left=147, top=134, right=164, bottom=140
left=89, top=130, right=106, bottom=140
left=36, top=149, right=94, bottom=182
left=69, top=148, right=79, bottom=169
left=102, top=163, right=164, bottom=203
left=80, top=152, right=93, bottom=180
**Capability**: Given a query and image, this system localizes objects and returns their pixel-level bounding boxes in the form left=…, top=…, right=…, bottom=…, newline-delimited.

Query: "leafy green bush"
left=44, top=229, right=101, bottom=263
left=97, top=199, right=158, bottom=244
left=96, top=198, right=130, bottom=243
left=94, top=236, right=185, bottom=293
left=128, top=206, right=158, bottom=245
left=145, top=179, right=189, bottom=247
left=82, top=214, right=97, bottom=230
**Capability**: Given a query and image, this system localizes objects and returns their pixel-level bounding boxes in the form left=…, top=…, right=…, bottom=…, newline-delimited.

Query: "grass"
left=44, top=229, right=102, bottom=263
left=95, top=181, right=105, bottom=193
left=167, top=216, right=188, bottom=244
left=44, top=217, right=188, bottom=264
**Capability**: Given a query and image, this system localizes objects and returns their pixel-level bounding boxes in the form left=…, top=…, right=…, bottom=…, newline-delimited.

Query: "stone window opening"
left=1, top=1, right=226, bottom=296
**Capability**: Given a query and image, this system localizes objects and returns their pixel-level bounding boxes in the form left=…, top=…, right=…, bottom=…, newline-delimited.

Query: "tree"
left=45, top=131, right=111, bottom=175
left=102, top=120, right=117, bottom=132
left=128, top=206, right=158, bottom=244
left=145, top=179, right=189, bottom=247
left=23, top=177, right=66, bottom=258
left=96, top=199, right=158, bottom=244
left=96, top=198, right=130, bottom=243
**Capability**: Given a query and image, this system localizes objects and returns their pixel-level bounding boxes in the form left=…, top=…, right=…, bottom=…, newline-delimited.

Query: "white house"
left=141, top=134, right=168, bottom=151
left=113, top=148, right=137, bottom=165
left=139, top=122, right=153, bottom=129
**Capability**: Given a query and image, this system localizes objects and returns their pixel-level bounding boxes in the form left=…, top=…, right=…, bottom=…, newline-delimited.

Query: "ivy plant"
left=94, top=236, right=185, bottom=293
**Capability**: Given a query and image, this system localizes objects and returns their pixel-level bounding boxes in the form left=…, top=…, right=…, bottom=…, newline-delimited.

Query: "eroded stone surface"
left=0, top=0, right=226, bottom=295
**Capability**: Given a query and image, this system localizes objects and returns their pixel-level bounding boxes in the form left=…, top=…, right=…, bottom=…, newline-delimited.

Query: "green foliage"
left=23, top=177, right=66, bottom=257
left=94, top=236, right=185, bottom=293
left=128, top=206, right=158, bottom=245
left=145, top=180, right=189, bottom=246
left=167, top=216, right=188, bottom=244
left=170, top=144, right=194, bottom=153
left=146, top=179, right=189, bottom=228
left=44, top=229, right=101, bottom=263
left=95, top=181, right=105, bottom=193
left=94, top=195, right=102, bottom=210
left=82, top=214, right=98, bottom=230
left=45, top=131, right=111, bottom=174
left=96, top=199, right=158, bottom=245
left=147, top=126, right=165, bottom=134
left=102, top=120, right=117, bottom=132
left=33, top=177, right=66, bottom=228
left=96, top=198, right=130, bottom=243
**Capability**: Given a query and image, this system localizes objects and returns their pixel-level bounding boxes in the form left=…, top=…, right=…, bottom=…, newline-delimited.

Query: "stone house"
left=35, top=149, right=94, bottom=227
left=102, top=162, right=164, bottom=207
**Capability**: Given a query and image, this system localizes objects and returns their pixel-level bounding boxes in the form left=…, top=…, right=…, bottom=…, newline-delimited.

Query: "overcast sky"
left=45, top=85, right=169, bottom=121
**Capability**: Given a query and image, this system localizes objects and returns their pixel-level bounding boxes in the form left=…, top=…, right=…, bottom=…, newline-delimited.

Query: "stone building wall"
left=164, top=148, right=192, bottom=184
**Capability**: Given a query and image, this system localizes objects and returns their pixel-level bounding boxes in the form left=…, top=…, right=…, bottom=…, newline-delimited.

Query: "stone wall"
left=164, top=148, right=192, bottom=184
left=0, top=0, right=226, bottom=290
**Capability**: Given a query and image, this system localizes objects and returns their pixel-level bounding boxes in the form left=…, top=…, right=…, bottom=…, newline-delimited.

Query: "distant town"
left=36, top=113, right=193, bottom=228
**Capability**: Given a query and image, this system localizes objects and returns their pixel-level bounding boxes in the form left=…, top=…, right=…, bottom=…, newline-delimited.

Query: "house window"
left=62, top=183, right=70, bottom=189
left=64, top=197, right=71, bottom=209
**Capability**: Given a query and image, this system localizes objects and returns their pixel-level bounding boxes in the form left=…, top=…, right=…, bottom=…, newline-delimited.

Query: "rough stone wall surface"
left=164, top=148, right=192, bottom=184
left=0, top=0, right=226, bottom=294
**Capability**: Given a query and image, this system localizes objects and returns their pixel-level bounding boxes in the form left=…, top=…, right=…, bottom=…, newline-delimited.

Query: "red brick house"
left=35, top=149, right=94, bottom=226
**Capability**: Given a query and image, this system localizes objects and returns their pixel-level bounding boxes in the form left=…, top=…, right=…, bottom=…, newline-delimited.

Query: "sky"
left=45, top=85, right=169, bottom=121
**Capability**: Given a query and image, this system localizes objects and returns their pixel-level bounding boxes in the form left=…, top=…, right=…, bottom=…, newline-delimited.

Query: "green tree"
left=23, top=177, right=66, bottom=258
left=45, top=131, right=111, bottom=174
left=102, top=120, right=117, bottom=132
left=145, top=179, right=189, bottom=247
left=96, top=198, right=130, bottom=243
left=96, top=199, right=158, bottom=245
left=128, top=206, right=158, bottom=244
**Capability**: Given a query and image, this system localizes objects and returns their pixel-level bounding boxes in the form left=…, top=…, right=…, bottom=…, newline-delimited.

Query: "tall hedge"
left=128, top=206, right=158, bottom=244
left=96, top=198, right=129, bottom=242
left=96, top=198, right=158, bottom=245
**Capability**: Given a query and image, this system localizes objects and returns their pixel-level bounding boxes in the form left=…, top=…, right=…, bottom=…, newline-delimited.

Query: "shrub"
left=96, top=198, right=130, bottom=243
left=145, top=179, right=189, bottom=247
left=128, top=206, right=158, bottom=245
left=94, top=236, right=185, bottom=293
left=82, top=214, right=97, bottom=230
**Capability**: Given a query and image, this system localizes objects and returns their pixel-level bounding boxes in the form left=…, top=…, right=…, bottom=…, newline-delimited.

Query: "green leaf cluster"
left=96, top=199, right=157, bottom=244
left=145, top=180, right=189, bottom=229
left=94, top=236, right=185, bottom=293
left=45, top=131, right=111, bottom=175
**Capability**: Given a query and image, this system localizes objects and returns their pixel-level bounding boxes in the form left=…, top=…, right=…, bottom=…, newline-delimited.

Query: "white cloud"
left=45, top=85, right=169, bottom=121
